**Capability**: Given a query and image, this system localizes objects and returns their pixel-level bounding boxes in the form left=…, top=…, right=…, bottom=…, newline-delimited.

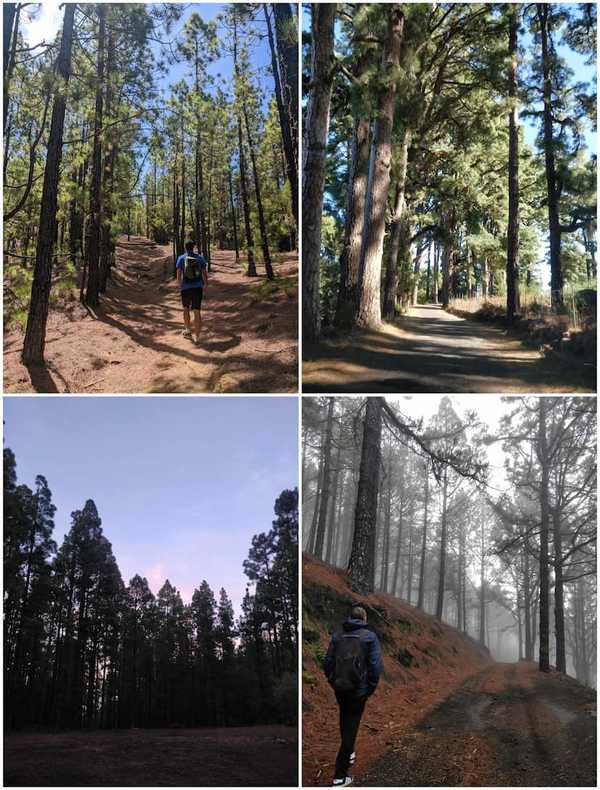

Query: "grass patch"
left=251, top=276, right=296, bottom=302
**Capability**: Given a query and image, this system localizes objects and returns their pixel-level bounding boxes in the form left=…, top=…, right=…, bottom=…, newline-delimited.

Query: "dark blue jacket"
left=323, top=618, right=383, bottom=697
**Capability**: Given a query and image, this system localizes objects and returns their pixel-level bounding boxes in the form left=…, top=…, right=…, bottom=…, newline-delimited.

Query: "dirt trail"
left=358, top=662, right=596, bottom=787
left=303, top=304, right=593, bottom=393
left=4, top=237, right=298, bottom=393
left=4, top=725, right=297, bottom=786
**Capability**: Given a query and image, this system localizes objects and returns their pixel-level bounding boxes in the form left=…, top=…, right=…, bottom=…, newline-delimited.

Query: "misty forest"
left=302, top=395, right=596, bottom=785
left=3, top=3, right=298, bottom=394
left=303, top=395, right=596, bottom=678
left=302, top=4, right=596, bottom=393
left=4, top=445, right=298, bottom=784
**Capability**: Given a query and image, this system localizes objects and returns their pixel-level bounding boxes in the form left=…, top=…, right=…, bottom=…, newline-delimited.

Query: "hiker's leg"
left=193, top=308, right=201, bottom=335
left=334, top=694, right=366, bottom=778
left=183, top=307, right=191, bottom=330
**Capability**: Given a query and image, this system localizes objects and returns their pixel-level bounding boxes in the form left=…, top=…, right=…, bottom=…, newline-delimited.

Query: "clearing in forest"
left=3, top=237, right=298, bottom=393
left=3, top=726, right=298, bottom=787
left=302, top=304, right=594, bottom=393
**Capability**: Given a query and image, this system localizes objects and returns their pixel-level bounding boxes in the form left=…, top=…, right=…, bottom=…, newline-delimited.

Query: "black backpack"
left=331, top=630, right=367, bottom=693
left=183, top=254, right=202, bottom=283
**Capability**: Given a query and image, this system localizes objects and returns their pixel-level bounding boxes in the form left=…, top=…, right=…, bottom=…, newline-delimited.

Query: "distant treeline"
left=4, top=447, right=298, bottom=730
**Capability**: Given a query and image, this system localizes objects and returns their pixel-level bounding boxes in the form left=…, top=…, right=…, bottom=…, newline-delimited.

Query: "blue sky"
left=151, top=3, right=275, bottom=109
left=4, top=396, right=298, bottom=613
left=22, top=3, right=276, bottom=109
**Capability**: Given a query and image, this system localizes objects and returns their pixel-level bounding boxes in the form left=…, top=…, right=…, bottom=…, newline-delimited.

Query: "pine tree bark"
left=314, top=398, right=334, bottom=559
left=99, top=26, right=116, bottom=293
left=264, top=4, right=297, bottom=229
left=417, top=464, right=429, bottom=610
left=335, top=50, right=373, bottom=327
left=232, top=12, right=257, bottom=277
left=84, top=4, right=106, bottom=308
left=243, top=104, right=274, bottom=279
left=537, top=398, right=551, bottom=672
left=355, top=6, right=404, bottom=329
left=22, top=4, right=76, bottom=363
left=537, top=4, right=563, bottom=309
left=348, top=398, right=383, bottom=594
left=3, top=3, right=19, bottom=135
left=237, top=118, right=257, bottom=276
left=435, top=467, right=449, bottom=620
left=325, top=430, right=342, bottom=566
left=506, top=4, right=520, bottom=322
left=228, top=169, right=240, bottom=262
left=382, top=130, right=411, bottom=319
left=479, top=513, right=486, bottom=646
left=552, top=509, right=566, bottom=672
left=302, top=3, right=336, bottom=344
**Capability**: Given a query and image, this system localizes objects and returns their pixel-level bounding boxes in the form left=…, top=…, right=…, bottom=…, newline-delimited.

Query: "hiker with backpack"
left=176, top=240, right=208, bottom=344
left=323, top=605, right=383, bottom=787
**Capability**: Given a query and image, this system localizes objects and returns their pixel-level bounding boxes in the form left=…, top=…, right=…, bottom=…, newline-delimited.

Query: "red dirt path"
left=4, top=237, right=298, bottom=393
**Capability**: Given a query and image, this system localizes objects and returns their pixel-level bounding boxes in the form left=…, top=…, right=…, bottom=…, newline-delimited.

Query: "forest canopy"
left=302, top=3, right=597, bottom=342
left=4, top=444, right=298, bottom=731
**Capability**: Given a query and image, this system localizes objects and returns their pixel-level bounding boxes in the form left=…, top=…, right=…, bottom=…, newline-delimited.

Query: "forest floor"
left=3, top=725, right=298, bottom=786
left=302, top=303, right=594, bottom=393
left=3, top=237, right=298, bottom=393
left=358, top=663, right=596, bottom=787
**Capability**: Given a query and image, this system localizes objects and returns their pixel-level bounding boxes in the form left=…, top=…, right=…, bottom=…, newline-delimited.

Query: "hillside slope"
left=302, top=556, right=596, bottom=787
left=302, top=555, right=491, bottom=785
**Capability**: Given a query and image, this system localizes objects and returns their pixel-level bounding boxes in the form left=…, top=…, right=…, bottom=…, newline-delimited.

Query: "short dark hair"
left=351, top=605, right=367, bottom=623
left=185, top=240, right=195, bottom=253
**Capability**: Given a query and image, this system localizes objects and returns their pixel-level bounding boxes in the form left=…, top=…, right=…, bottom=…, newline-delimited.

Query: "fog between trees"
left=303, top=396, right=596, bottom=686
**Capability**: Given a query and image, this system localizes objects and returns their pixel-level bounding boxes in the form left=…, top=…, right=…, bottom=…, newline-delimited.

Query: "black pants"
left=334, top=692, right=367, bottom=779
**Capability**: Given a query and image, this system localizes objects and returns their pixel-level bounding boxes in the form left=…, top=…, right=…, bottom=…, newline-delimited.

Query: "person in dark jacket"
left=323, top=605, right=383, bottom=787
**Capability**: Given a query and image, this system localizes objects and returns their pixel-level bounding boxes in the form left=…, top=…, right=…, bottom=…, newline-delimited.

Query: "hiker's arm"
left=365, top=634, right=383, bottom=695
left=323, top=634, right=337, bottom=682
left=176, top=263, right=182, bottom=284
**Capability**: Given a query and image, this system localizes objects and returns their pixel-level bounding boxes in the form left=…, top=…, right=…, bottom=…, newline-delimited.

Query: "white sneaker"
left=182, top=329, right=192, bottom=338
left=332, top=778, right=353, bottom=787
left=350, top=752, right=356, bottom=765
left=193, top=334, right=201, bottom=345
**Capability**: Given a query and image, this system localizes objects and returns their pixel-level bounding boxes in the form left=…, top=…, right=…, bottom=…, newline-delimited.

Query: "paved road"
left=358, top=663, right=596, bottom=787
left=303, top=304, right=593, bottom=393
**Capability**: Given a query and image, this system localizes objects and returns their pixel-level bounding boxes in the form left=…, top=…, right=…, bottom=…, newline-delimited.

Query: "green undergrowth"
left=251, top=276, right=296, bottom=302
left=4, top=263, right=78, bottom=331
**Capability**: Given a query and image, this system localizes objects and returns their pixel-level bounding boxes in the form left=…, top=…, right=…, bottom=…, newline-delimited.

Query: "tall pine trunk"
left=355, top=6, right=404, bottom=329
left=552, top=510, right=566, bottom=672
left=22, top=4, right=76, bottom=363
left=243, top=104, right=274, bottom=280
left=506, top=5, right=520, bottom=322
left=537, top=398, right=551, bottom=672
left=237, top=119, right=257, bottom=276
left=417, top=464, right=429, bottom=609
left=314, top=398, right=334, bottom=558
left=228, top=169, right=239, bottom=262
left=264, top=4, right=297, bottom=229
left=537, top=4, right=563, bottom=310
left=435, top=467, right=448, bottom=620
left=348, top=398, right=382, bottom=594
left=302, top=3, right=336, bottom=343
left=84, top=4, right=106, bottom=308
left=382, top=130, right=410, bottom=319
left=335, top=50, right=372, bottom=327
